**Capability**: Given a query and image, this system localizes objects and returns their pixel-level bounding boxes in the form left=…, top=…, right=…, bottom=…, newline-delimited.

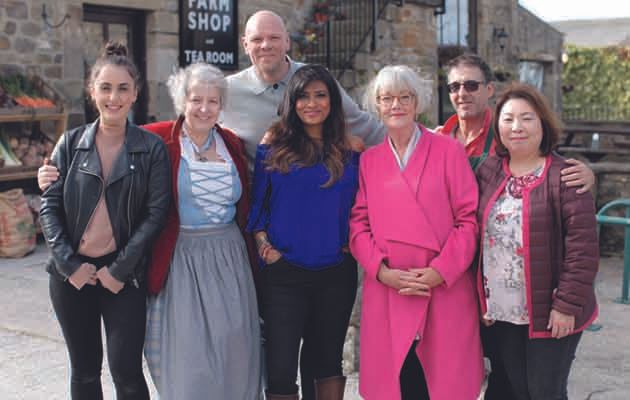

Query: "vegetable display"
left=0, top=74, right=57, bottom=110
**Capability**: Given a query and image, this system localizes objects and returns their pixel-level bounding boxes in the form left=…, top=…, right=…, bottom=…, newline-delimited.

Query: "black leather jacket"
left=40, top=120, right=171, bottom=285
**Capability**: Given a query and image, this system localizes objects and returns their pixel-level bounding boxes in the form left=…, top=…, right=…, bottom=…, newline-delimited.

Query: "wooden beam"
left=564, top=121, right=630, bottom=135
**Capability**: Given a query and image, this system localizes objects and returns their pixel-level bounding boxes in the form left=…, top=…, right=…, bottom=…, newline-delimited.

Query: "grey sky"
left=519, top=0, right=630, bottom=21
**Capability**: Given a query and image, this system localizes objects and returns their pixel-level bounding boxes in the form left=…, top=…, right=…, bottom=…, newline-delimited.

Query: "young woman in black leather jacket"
left=39, top=42, right=170, bottom=400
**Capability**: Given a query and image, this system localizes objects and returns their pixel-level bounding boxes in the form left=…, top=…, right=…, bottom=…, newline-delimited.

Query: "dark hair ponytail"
left=102, top=41, right=128, bottom=58
left=87, top=41, right=141, bottom=94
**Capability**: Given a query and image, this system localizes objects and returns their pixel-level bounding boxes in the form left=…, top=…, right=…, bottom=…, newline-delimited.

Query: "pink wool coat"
left=349, top=128, right=484, bottom=400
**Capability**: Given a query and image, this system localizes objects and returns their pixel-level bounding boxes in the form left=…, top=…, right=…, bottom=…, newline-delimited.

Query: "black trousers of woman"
left=49, top=253, right=149, bottom=400
left=262, top=254, right=358, bottom=396
left=482, top=323, right=517, bottom=400
left=489, top=321, right=582, bottom=400
left=399, top=341, right=430, bottom=400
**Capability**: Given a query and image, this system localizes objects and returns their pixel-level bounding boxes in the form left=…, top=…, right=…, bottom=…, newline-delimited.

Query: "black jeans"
left=399, top=342, right=430, bottom=400
left=490, top=321, right=582, bottom=400
left=49, top=253, right=149, bottom=400
left=481, top=323, right=516, bottom=400
left=262, top=254, right=358, bottom=395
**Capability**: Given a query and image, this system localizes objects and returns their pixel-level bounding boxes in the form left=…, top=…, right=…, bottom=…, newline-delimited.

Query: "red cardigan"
left=142, top=116, right=257, bottom=295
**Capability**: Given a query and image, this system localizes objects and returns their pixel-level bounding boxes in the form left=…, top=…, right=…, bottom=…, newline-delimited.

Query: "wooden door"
left=83, top=5, right=147, bottom=125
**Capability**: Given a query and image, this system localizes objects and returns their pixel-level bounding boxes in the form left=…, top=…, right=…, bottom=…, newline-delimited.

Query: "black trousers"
left=399, top=342, right=430, bottom=400
left=489, top=321, right=582, bottom=400
left=262, top=254, right=358, bottom=395
left=49, top=253, right=149, bottom=400
left=482, top=323, right=516, bottom=400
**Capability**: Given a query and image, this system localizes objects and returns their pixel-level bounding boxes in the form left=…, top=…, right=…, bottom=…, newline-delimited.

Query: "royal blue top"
left=246, top=144, right=360, bottom=270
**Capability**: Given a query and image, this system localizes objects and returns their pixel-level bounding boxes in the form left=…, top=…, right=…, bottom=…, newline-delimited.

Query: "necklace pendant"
left=195, top=152, right=209, bottom=162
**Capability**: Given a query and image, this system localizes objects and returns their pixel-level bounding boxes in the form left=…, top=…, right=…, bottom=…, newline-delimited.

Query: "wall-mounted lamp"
left=433, top=0, right=446, bottom=16
left=42, top=4, right=70, bottom=29
left=493, top=27, right=509, bottom=51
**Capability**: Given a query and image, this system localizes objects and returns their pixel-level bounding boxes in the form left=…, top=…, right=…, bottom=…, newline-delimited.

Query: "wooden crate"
left=0, top=72, right=66, bottom=182
left=0, top=73, right=64, bottom=116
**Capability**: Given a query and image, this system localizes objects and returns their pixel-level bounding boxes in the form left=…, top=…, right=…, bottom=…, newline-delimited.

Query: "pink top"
left=78, top=133, right=124, bottom=257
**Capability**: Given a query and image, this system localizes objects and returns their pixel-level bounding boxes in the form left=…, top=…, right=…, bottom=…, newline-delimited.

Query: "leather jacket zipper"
left=128, top=154, right=139, bottom=289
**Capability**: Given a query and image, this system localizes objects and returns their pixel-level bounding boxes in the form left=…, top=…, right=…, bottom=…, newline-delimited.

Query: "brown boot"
left=314, top=376, right=346, bottom=400
left=265, top=390, right=300, bottom=400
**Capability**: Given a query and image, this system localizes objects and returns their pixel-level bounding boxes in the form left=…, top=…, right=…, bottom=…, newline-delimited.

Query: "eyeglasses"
left=376, top=94, right=415, bottom=107
left=446, top=80, right=485, bottom=94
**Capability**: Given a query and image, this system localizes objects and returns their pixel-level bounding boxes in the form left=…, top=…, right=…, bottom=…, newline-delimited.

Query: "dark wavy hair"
left=265, top=64, right=349, bottom=187
left=87, top=41, right=141, bottom=96
left=493, top=82, right=562, bottom=157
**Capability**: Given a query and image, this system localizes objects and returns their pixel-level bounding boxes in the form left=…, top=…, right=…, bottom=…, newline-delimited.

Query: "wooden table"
left=557, top=146, right=630, bottom=162
left=558, top=120, right=630, bottom=162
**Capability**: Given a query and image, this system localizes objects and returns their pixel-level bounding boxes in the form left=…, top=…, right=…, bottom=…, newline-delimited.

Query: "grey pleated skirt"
left=145, top=223, right=262, bottom=399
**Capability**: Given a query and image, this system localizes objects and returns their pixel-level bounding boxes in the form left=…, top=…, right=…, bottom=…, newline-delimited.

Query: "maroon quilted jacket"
left=476, top=154, right=599, bottom=338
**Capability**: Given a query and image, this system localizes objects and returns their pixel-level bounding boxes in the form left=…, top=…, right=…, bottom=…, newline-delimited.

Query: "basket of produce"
left=0, top=123, right=55, bottom=168
left=0, top=73, right=64, bottom=116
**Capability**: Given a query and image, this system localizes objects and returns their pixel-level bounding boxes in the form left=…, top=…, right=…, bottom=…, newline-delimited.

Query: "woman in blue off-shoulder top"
left=247, top=64, right=359, bottom=400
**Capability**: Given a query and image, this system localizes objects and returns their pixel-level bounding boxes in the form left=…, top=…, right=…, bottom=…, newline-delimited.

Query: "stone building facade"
left=0, top=0, right=442, bottom=126
left=0, top=0, right=563, bottom=126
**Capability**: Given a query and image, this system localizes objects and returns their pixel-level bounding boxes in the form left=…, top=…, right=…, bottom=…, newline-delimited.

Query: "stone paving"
left=1, top=242, right=629, bottom=399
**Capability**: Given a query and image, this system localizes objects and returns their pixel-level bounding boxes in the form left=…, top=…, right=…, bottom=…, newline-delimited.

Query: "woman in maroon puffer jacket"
left=475, top=83, right=598, bottom=400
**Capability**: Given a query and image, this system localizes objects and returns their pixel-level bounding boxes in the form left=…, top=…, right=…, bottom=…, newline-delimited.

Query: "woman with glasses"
left=349, top=65, right=483, bottom=400
left=247, top=64, right=359, bottom=400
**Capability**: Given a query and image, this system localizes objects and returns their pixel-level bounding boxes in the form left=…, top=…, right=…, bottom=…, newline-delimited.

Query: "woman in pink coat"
left=349, top=65, right=484, bottom=400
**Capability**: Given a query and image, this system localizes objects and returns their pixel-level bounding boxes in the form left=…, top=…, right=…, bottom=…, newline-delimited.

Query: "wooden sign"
left=179, top=0, right=238, bottom=70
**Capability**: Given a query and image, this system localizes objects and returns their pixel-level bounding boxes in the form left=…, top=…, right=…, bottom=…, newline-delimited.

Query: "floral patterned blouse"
left=482, top=165, right=544, bottom=325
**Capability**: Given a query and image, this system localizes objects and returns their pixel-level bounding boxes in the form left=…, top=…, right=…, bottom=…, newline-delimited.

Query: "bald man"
left=222, top=10, right=385, bottom=167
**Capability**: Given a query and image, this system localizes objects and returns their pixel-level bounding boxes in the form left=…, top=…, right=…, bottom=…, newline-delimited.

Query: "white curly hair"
left=166, top=62, right=227, bottom=115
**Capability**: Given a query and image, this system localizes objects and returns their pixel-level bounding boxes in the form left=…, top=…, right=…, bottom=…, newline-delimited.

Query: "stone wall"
left=476, top=0, right=517, bottom=68
left=516, top=5, right=564, bottom=110
left=0, top=0, right=65, bottom=98
left=473, top=0, right=564, bottom=109
left=0, top=0, right=180, bottom=125
left=363, top=1, right=439, bottom=125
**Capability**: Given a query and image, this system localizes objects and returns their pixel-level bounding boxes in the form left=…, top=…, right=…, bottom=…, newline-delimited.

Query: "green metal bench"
left=596, top=198, right=630, bottom=304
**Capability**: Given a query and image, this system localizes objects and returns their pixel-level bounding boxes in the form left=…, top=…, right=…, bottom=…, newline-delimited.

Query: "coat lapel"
left=377, top=135, right=441, bottom=253
left=107, top=124, right=148, bottom=186
left=401, top=127, right=430, bottom=199
left=76, top=121, right=103, bottom=179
